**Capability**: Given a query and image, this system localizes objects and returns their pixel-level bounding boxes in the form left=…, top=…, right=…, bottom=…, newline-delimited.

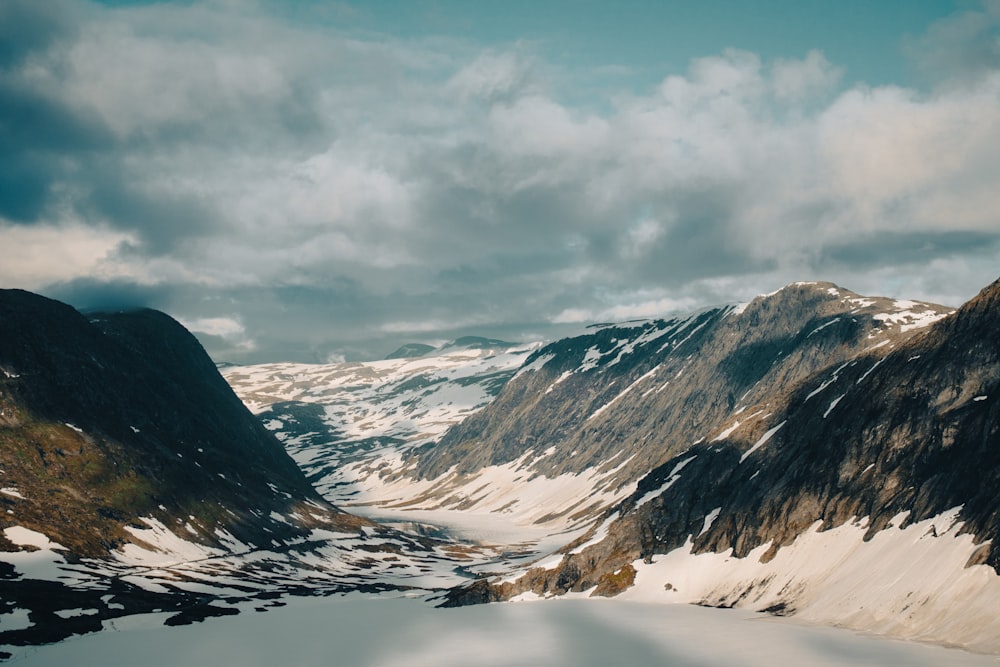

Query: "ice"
left=11, top=593, right=997, bottom=667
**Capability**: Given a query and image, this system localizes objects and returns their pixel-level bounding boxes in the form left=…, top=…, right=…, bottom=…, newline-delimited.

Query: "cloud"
left=3, top=1, right=999, bottom=362
left=0, top=222, right=135, bottom=289
left=905, top=0, right=1000, bottom=85
left=179, top=315, right=256, bottom=354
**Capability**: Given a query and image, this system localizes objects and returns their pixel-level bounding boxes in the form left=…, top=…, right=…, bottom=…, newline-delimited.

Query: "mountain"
left=221, top=338, right=539, bottom=503
left=0, top=290, right=338, bottom=555
left=441, top=278, right=1000, bottom=651
left=328, top=283, right=951, bottom=529
left=0, top=291, right=461, bottom=650
left=385, top=343, right=436, bottom=359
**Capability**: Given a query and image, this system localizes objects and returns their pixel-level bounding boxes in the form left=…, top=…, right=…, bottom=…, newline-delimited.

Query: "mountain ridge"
left=439, top=277, right=1000, bottom=651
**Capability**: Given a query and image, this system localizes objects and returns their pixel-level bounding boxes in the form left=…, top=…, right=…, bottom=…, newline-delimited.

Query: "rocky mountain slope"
left=221, top=338, right=539, bottom=503
left=0, top=291, right=465, bottom=651
left=444, top=277, right=1000, bottom=651
left=284, top=283, right=950, bottom=531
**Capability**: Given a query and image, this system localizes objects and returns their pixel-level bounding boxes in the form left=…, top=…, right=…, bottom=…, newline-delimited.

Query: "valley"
left=1, top=278, right=998, bottom=664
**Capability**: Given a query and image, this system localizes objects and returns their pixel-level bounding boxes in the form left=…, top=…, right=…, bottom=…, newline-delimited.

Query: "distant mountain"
left=442, top=278, right=1000, bottom=651
left=441, top=336, right=521, bottom=350
left=385, top=337, right=522, bottom=360
left=336, top=283, right=949, bottom=528
left=385, top=343, right=436, bottom=359
left=222, top=341, right=540, bottom=502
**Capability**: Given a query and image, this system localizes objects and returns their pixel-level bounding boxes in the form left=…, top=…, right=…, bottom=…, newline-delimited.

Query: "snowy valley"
left=1, top=278, right=999, bottom=665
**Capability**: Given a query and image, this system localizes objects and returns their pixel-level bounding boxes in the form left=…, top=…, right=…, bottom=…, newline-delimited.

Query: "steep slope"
left=0, top=291, right=462, bottom=651
left=449, top=277, right=1000, bottom=652
left=221, top=339, right=539, bottom=501
left=0, top=289, right=342, bottom=557
left=359, top=283, right=950, bottom=526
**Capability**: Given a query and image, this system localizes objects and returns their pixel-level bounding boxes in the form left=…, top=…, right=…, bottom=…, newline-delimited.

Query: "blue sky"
left=2, top=0, right=999, bottom=362
left=315, top=0, right=954, bottom=87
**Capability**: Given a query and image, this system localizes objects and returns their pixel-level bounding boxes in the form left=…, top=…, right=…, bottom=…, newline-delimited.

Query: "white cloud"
left=7, top=1, right=1000, bottom=361
left=179, top=315, right=255, bottom=351
left=0, top=222, right=136, bottom=290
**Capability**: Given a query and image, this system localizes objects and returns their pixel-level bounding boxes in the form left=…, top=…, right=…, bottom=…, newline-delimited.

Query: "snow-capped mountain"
left=5, top=276, right=999, bottom=656
left=221, top=338, right=540, bottom=501
left=239, top=282, right=950, bottom=537
left=443, top=277, right=1000, bottom=652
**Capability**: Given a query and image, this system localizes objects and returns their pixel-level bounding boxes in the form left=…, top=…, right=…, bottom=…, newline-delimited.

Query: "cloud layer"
left=2, top=0, right=999, bottom=361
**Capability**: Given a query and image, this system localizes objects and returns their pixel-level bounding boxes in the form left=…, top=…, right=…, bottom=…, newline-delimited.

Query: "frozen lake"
left=9, top=594, right=998, bottom=667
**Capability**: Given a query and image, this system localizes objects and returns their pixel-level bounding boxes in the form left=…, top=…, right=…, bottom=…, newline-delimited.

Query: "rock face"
left=410, top=282, right=951, bottom=524
left=442, top=277, right=1000, bottom=650
left=0, top=289, right=352, bottom=558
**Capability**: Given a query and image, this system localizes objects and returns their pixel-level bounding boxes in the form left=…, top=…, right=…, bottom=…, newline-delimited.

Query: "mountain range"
left=1, top=277, right=998, bottom=655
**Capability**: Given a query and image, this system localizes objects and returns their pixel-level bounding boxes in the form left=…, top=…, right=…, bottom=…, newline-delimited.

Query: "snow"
left=634, top=456, right=696, bottom=509
left=698, top=508, right=722, bottom=536
left=621, top=508, right=1000, bottom=654
left=973, top=395, right=987, bottom=402
left=804, top=361, right=853, bottom=400
left=728, top=301, right=749, bottom=316
left=739, top=421, right=786, bottom=463
left=9, top=593, right=996, bottom=667
left=873, top=306, right=950, bottom=333
left=4, top=526, right=64, bottom=550
left=1, top=487, right=25, bottom=499
left=569, top=513, right=619, bottom=555
left=64, top=423, right=83, bottom=433
left=711, top=410, right=764, bottom=442
left=118, top=517, right=224, bottom=566
left=823, top=394, right=845, bottom=418
left=514, top=352, right=555, bottom=378
left=0, top=527, right=81, bottom=583
left=54, top=608, right=100, bottom=619
left=856, top=357, right=887, bottom=385
left=586, top=367, right=659, bottom=421
left=545, top=371, right=573, bottom=393
left=807, top=318, right=840, bottom=337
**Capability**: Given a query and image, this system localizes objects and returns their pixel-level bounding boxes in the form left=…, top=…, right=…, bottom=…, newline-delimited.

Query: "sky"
left=2, top=0, right=999, bottom=363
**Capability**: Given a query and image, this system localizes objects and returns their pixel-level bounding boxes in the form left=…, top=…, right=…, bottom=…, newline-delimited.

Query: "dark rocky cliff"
left=0, top=289, right=356, bottom=558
